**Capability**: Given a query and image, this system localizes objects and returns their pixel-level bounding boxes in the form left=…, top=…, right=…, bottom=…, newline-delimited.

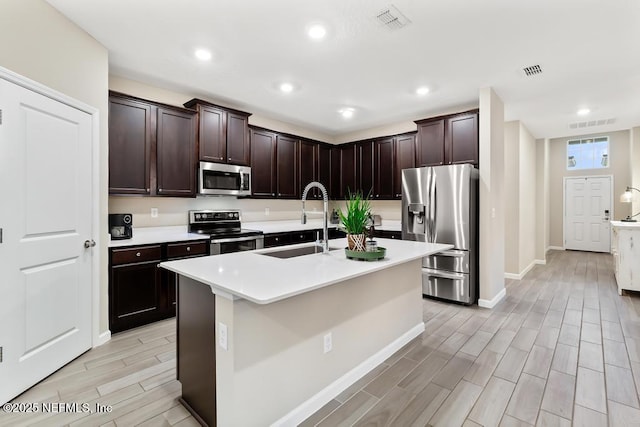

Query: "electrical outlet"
left=219, top=322, right=228, bottom=351
left=491, top=208, right=496, bottom=219
left=151, top=208, right=158, bottom=218
left=323, top=332, right=332, bottom=354
left=265, top=207, right=270, bottom=216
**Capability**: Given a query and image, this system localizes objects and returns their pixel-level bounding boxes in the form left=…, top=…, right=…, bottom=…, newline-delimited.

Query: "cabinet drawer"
left=111, top=245, right=162, bottom=266
left=264, top=233, right=292, bottom=248
left=291, top=230, right=317, bottom=243
left=166, top=241, right=208, bottom=259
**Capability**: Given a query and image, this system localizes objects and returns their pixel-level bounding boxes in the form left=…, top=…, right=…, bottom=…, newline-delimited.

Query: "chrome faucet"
left=301, top=181, right=329, bottom=253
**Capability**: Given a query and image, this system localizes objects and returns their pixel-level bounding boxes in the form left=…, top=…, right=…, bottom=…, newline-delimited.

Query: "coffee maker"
left=109, top=213, right=133, bottom=240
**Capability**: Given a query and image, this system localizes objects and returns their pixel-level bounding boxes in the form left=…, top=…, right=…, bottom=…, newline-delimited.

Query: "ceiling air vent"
left=375, top=5, right=411, bottom=30
left=569, top=118, right=616, bottom=130
left=522, top=64, right=543, bottom=77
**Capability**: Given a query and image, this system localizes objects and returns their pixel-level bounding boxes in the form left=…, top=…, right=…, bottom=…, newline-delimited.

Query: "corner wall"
left=0, top=0, right=110, bottom=335
left=632, top=127, right=640, bottom=215
left=478, top=87, right=505, bottom=307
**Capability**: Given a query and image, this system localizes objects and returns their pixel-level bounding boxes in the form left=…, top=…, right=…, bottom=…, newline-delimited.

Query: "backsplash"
left=109, top=197, right=401, bottom=227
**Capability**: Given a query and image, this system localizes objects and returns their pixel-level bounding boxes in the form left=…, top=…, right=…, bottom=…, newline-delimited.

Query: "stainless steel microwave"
left=198, top=161, right=251, bottom=196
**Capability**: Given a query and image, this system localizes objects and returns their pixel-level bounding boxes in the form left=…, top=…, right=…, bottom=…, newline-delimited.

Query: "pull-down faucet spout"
left=301, top=182, right=329, bottom=253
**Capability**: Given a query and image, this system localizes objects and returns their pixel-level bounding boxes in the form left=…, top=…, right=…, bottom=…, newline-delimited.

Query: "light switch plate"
left=151, top=208, right=158, bottom=218
left=219, top=322, right=228, bottom=351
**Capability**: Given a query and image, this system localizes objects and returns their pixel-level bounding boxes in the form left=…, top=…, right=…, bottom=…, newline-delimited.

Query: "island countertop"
left=160, top=238, right=451, bottom=304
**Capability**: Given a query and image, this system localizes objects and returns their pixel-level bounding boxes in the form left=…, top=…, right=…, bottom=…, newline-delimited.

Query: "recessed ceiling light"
left=339, top=108, right=355, bottom=119
left=307, top=24, right=327, bottom=40
left=194, top=48, right=212, bottom=61
left=279, top=82, right=294, bottom=93
left=577, top=108, right=590, bottom=116
left=416, top=86, right=430, bottom=96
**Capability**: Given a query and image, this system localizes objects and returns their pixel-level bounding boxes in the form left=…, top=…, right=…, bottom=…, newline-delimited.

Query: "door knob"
left=84, top=239, right=96, bottom=248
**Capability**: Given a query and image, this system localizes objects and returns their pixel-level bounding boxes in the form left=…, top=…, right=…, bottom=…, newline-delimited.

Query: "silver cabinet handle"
left=187, top=246, right=191, bottom=252
left=136, top=252, right=141, bottom=257
left=84, top=239, right=96, bottom=248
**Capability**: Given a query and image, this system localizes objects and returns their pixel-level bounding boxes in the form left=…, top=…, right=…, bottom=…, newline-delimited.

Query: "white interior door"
left=0, top=76, right=93, bottom=404
left=565, top=176, right=612, bottom=252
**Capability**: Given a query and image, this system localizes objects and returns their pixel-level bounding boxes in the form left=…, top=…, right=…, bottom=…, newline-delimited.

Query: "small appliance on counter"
left=109, top=213, right=133, bottom=240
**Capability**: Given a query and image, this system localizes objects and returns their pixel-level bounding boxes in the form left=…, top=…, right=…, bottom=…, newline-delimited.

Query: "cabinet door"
left=317, top=144, right=331, bottom=199
left=394, top=134, right=416, bottom=198
left=330, top=147, right=342, bottom=199
left=276, top=135, right=299, bottom=198
left=250, top=129, right=276, bottom=197
left=357, top=141, right=374, bottom=197
left=446, top=112, right=478, bottom=165
left=198, top=105, right=226, bottom=163
left=109, top=95, right=152, bottom=194
left=340, top=144, right=357, bottom=198
left=226, top=112, right=250, bottom=165
left=156, top=107, right=197, bottom=197
left=416, top=119, right=445, bottom=167
left=374, top=138, right=394, bottom=199
left=299, top=140, right=317, bottom=198
left=110, top=261, right=162, bottom=333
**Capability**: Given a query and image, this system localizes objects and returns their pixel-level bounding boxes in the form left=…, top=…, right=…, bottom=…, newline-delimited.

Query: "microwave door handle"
left=240, top=172, right=245, bottom=191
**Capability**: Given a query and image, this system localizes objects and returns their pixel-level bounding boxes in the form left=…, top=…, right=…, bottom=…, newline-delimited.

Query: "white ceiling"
left=46, top=0, right=640, bottom=140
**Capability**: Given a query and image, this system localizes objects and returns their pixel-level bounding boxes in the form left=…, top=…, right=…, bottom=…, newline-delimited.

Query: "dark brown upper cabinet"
left=109, top=91, right=197, bottom=197
left=357, top=141, right=374, bottom=198
left=109, top=95, right=152, bottom=195
left=416, top=118, right=445, bottom=167
left=317, top=143, right=331, bottom=199
left=415, top=109, right=479, bottom=167
left=183, top=99, right=251, bottom=166
left=276, top=135, right=299, bottom=198
left=374, top=137, right=394, bottom=199
left=249, top=128, right=299, bottom=198
left=330, top=147, right=342, bottom=199
left=394, top=133, right=416, bottom=198
left=249, top=128, right=277, bottom=197
left=156, top=107, right=197, bottom=197
left=447, top=112, right=479, bottom=165
left=299, top=139, right=317, bottom=198
left=340, top=144, right=357, bottom=199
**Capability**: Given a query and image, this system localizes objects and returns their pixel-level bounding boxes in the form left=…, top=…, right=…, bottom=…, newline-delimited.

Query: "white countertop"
left=244, top=218, right=401, bottom=233
left=160, top=238, right=451, bottom=304
left=108, top=226, right=207, bottom=248
left=611, top=220, right=640, bottom=229
left=108, top=219, right=402, bottom=247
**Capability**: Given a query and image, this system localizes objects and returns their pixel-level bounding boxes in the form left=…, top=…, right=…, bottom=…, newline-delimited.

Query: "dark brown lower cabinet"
left=109, top=241, right=209, bottom=333
left=109, top=245, right=163, bottom=333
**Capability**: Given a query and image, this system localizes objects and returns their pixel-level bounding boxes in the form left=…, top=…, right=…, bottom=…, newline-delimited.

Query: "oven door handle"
left=210, top=235, right=264, bottom=244
left=422, top=268, right=466, bottom=280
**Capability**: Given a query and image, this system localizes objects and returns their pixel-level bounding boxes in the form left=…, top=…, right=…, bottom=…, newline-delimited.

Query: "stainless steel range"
left=188, top=210, right=264, bottom=254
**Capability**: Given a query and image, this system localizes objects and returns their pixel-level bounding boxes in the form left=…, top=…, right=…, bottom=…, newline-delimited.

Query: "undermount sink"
left=260, top=245, right=341, bottom=259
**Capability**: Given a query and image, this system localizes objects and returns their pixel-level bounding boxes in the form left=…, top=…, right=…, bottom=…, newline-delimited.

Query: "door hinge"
left=0, top=109, right=3, bottom=125
left=0, top=228, right=3, bottom=244
left=0, top=346, right=3, bottom=363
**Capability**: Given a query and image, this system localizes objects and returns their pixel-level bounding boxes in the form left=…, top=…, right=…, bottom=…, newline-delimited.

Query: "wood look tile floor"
left=2, top=250, right=640, bottom=426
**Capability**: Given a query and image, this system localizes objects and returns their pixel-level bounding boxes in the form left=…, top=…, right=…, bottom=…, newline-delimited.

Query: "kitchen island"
left=160, top=237, right=451, bottom=426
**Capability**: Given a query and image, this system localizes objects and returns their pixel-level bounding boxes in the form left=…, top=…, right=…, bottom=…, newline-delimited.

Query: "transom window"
left=567, top=136, right=609, bottom=170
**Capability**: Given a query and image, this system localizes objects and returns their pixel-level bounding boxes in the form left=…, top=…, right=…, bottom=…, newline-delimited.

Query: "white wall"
left=548, top=130, right=631, bottom=248
left=0, top=0, right=110, bottom=334
left=518, top=123, right=537, bottom=273
left=478, top=87, right=505, bottom=306
left=504, top=122, right=520, bottom=275
left=632, top=127, right=640, bottom=215
left=535, top=138, right=550, bottom=261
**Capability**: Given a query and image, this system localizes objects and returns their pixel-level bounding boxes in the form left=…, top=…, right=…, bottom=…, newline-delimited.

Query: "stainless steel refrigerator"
left=401, top=164, right=478, bottom=304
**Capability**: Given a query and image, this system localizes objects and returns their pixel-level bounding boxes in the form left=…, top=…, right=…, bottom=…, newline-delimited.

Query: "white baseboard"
left=547, top=246, right=564, bottom=252
left=478, top=288, right=507, bottom=309
left=271, top=322, right=425, bottom=427
left=504, top=259, right=537, bottom=280
left=94, top=330, right=111, bottom=347
left=535, top=259, right=546, bottom=265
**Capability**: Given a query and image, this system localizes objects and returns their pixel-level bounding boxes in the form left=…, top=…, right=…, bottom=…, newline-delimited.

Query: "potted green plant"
left=338, top=190, right=372, bottom=251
